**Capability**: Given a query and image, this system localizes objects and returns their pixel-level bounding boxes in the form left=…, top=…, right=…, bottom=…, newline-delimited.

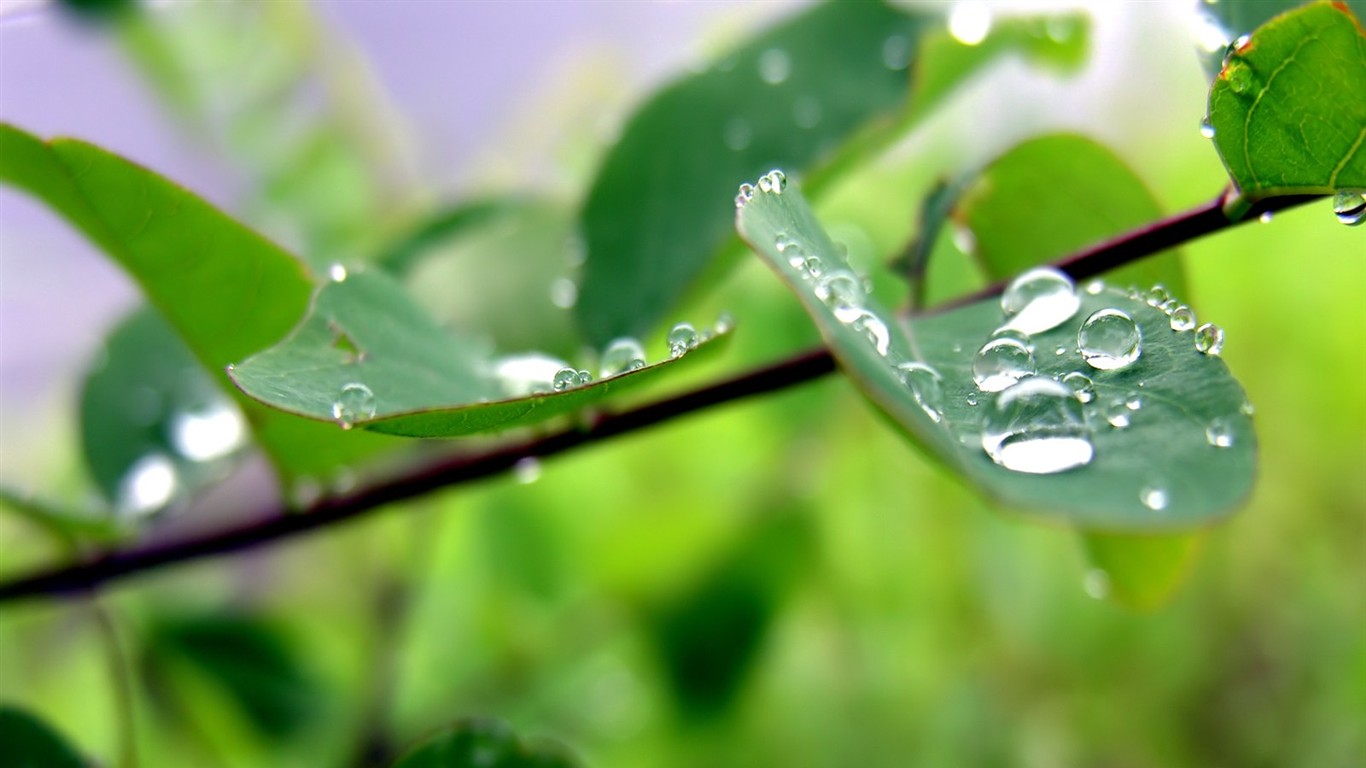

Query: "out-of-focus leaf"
left=650, top=513, right=809, bottom=717
left=80, top=307, right=246, bottom=519
left=0, top=487, right=128, bottom=546
left=230, top=270, right=730, bottom=438
left=576, top=2, right=1090, bottom=346
left=0, top=123, right=399, bottom=479
left=141, top=612, right=322, bottom=742
left=951, top=133, right=1199, bottom=609
left=738, top=179, right=1255, bottom=531
left=1207, top=2, right=1366, bottom=205
left=390, top=718, right=582, bottom=768
left=0, top=705, right=89, bottom=767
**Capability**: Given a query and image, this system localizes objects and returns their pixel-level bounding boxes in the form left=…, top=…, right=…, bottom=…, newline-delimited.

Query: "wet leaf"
left=738, top=180, right=1255, bottom=531
left=576, top=2, right=1089, bottom=346
left=1207, top=2, right=1366, bottom=203
left=0, top=123, right=400, bottom=478
left=230, top=270, right=730, bottom=438
left=0, top=705, right=88, bottom=767
left=1190, top=0, right=1320, bottom=78
left=391, top=718, right=582, bottom=768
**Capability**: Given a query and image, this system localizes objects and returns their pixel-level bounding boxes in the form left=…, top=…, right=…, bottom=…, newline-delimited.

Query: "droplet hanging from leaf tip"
left=1194, top=323, right=1225, bottom=355
left=667, top=322, right=699, bottom=358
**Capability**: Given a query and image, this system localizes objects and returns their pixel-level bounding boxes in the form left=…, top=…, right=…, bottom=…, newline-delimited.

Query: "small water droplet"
left=170, top=400, right=246, bottom=462
left=552, top=367, right=580, bottom=391
left=1258, top=210, right=1274, bottom=224
left=1140, top=485, right=1169, bottom=511
left=1159, top=299, right=1180, bottom=315
left=1144, top=284, right=1170, bottom=307
left=328, top=263, right=348, bottom=282
left=724, top=119, right=752, bottom=152
left=1078, top=309, right=1142, bottom=371
left=550, top=277, right=578, bottom=309
left=1199, top=117, right=1216, bottom=139
left=1000, top=267, right=1079, bottom=334
left=803, top=254, right=824, bottom=279
left=1169, top=305, right=1196, bottom=332
left=815, top=270, right=863, bottom=309
left=948, top=1, right=992, bottom=46
left=882, top=34, right=911, bottom=70
left=117, top=452, right=178, bottom=518
left=1194, top=322, right=1225, bottom=355
left=758, top=47, right=791, bottom=85
left=1102, top=398, right=1131, bottom=429
left=1083, top=569, right=1111, bottom=600
left=1331, top=189, right=1366, bottom=226
left=966, top=392, right=979, bottom=407
left=668, top=322, right=700, bottom=358
left=1055, top=345, right=1066, bottom=356
left=513, top=457, right=542, bottom=484
left=1084, top=280, right=1105, bottom=296
left=896, top=362, right=944, bottom=423
left=332, top=383, right=376, bottom=427
left=601, top=337, right=646, bottom=377
left=1205, top=418, right=1235, bottom=448
left=1125, top=395, right=1142, bottom=411
left=1240, top=400, right=1255, bottom=416
left=973, top=337, right=1036, bottom=392
left=734, top=182, right=754, bottom=208
left=981, top=377, right=1093, bottom=474
left=288, top=477, right=323, bottom=510
left=757, top=169, right=787, bottom=195
left=714, top=312, right=735, bottom=334
left=836, top=308, right=890, bottom=356
left=1225, top=59, right=1256, bottom=94
left=1061, top=371, right=1094, bottom=403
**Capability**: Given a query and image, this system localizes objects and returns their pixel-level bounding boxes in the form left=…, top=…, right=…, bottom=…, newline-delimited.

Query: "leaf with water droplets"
left=738, top=180, right=1256, bottom=531
left=229, top=270, right=729, bottom=437
left=1190, top=0, right=1328, bottom=77
left=576, top=3, right=1091, bottom=346
left=0, top=123, right=399, bottom=479
left=390, top=717, right=583, bottom=768
left=1206, top=2, right=1366, bottom=204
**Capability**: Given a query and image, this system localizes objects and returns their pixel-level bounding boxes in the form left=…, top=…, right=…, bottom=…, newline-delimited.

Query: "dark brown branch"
left=0, top=190, right=1328, bottom=604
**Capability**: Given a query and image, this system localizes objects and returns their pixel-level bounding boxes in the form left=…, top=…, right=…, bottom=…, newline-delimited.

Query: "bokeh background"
left=1, top=1, right=1362, bottom=765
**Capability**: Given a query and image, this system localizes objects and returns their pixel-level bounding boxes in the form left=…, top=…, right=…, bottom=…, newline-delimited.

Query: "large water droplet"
left=1078, top=309, right=1142, bottom=371
left=1169, top=305, right=1196, bottom=332
left=948, top=1, right=992, bottom=46
left=1000, top=267, right=1079, bottom=334
left=1061, top=371, right=1095, bottom=403
left=1205, top=418, right=1235, bottom=448
left=973, top=337, right=1036, bottom=392
left=1140, top=486, right=1169, bottom=511
left=332, top=382, right=376, bottom=428
left=758, top=48, right=791, bottom=85
left=896, top=362, right=944, bottom=423
left=668, top=322, right=700, bottom=358
left=815, top=270, right=863, bottom=309
left=1332, top=189, right=1366, bottom=226
left=981, top=377, right=1093, bottom=474
left=836, top=308, right=890, bottom=356
left=1194, top=322, right=1225, bottom=355
left=601, top=337, right=646, bottom=377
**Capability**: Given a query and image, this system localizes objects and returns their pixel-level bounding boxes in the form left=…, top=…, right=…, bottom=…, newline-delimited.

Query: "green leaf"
left=738, top=179, right=1255, bottom=531
left=1207, top=1, right=1366, bottom=203
left=229, top=270, right=730, bottom=438
left=954, top=133, right=1187, bottom=296
left=1081, top=532, right=1203, bottom=612
left=80, top=307, right=246, bottom=518
left=576, top=2, right=1089, bottom=346
left=390, top=718, right=582, bottom=768
left=0, top=123, right=399, bottom=478
left=141, top=612, right=322, bottom=742
left=1191, top=0, right=1319, bottom=78
left=0, top=705, right=88, bottom=767
left=0, top=487, right=128, bottom=546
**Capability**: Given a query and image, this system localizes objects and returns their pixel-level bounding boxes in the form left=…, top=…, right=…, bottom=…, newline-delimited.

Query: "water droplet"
left=170, top=400, right=245, bottom=462
left=513, top=457, right=542, bottom=485
left=1258, top=210, right=1274, bottom=224
left=1061, top=371, right=1094, bottom=403
left=1205, top=418, right=1235, bottom=448
left=816, top=270, right=863, bottom=309
left=1102, top=398, right=1131, bottom=428
left=724, top=118, right=752, bottom=152
left=714, top=312, right=735, bottom=334
left=973, top=337, right=1036, bottom=392
left=758, top=47, right=791, bottom=85
left=1083, top=569, right=1111, bottom=600
left=552, top=367, right=591, bottom=391
left=734, top=182, right=754, bottom=209
left=1159, top=299, right=1180, bottom=315
left=1169, top=305, right=1196, bottom=332
left=792, top=95, right=822, bottom=128
left=601, top=337, right=646, bottom=377
left=1240, top=400, right=1255, bottom=416
left=1000, top=267, right=1079, bottom=334
left=990, top=327, right=1033, bottom=349
left=332, top=382, right=376, bottom=427
left=1144, top=284, right=1170, bottom=307
left=881, top=34, right=911, bottom=69
left=966, top=392, right=979, bottom=407
left=668, top=322, right=700, bottom=358
left=117, top=453, right=178, bottom=517
left=803, top=254, right=824, bottom=279
left=1126, top=395, right=1142, bottom=411
left=1225, top=60, right=1256, bottom=93
left=1055, top=345, right=1066, bottom=356
left=495, top=353, right=570, bottom=396
left=1332, top=189, right=1366, bottom=226
left=549, top=277, right=578, bottom=309
left=1199, top=117, right=1216, bottom=139
left=948, top=1, right=992, bottom=46
left=757, top=169, right=787, bottom=195
left=1194, top=322, right=1225, bottom=355
left=1084, top=280, right=1105, bottom=296
left=896, top=362, right=944, bottom=423
left=1140, top=486, right=1169, bottom=511
left=836, top=308, right=890, bottom=356
left=950, top=223, right=976, bottom=254
left=328, top=263, right=348, bottom=282
left=1077, top=309, right=1141, bottom=371
left=981, top=377, right=1093, bottom=474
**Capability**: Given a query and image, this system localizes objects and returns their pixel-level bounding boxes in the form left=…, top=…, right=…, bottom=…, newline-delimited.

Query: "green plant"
left=1, top=1, right=1362, bottom=765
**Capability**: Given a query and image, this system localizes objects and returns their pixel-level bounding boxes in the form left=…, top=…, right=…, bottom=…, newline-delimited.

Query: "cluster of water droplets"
left=736, top=170, right=787, bottom=209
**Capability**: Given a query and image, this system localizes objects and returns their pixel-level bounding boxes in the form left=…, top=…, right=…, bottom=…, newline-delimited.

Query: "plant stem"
left=88, top=595, right=139, bottom=768
left=0, top=190, right=1326, bottom=604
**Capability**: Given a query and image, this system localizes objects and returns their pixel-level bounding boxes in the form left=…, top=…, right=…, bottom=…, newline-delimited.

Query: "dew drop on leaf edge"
left=667, top=322, right=700, bottom=358
left=1332, top=189, right=1366, bottom=226
left=1194, top=322, right=1225, bottom=356
left=332, top=382, right=376, bottom=428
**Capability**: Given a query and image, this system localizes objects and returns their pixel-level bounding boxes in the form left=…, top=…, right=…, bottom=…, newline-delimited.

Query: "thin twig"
left=0, top=190, right=1327, bottom=604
